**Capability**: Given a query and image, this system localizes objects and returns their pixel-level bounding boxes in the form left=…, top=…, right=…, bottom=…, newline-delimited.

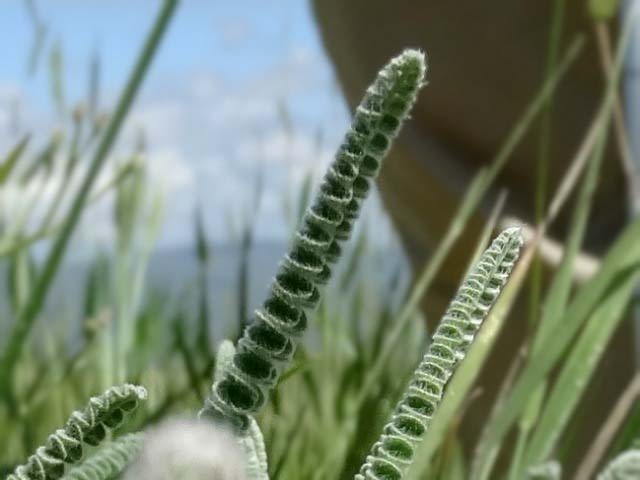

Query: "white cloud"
left=117, top=46, right=348, bottom=247
left=0, top=46, right=400, bottom=255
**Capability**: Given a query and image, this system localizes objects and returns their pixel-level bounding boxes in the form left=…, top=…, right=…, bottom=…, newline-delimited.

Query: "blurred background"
left=0, top=0, right=404, bottom=328
left=0, top=2, right=415, bottom=475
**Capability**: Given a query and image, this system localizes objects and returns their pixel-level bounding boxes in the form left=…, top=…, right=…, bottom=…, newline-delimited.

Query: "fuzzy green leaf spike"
left=356, top=228, right=523, bottom=480
left=328, top=49, right=427, bottom=253
left=199, top=49, right=426, bottom=434
left=61, top=434, right=144, bottom=480
left=597, top=449, right=640, bottom=480
left=8, top=384, right=147, bottom=480
left=213, top=340, right=269, bottom=480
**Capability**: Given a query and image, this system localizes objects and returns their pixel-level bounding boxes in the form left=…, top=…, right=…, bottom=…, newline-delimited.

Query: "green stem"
left=534, top=0, right=566, bottom=223
left=529, top=0, right=566, bottom=329
left=507, top=426, right=530, bottom=480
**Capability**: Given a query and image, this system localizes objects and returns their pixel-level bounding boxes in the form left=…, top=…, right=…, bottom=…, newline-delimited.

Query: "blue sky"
left=0, top=1, right=327, bottom=106
left=0, top=0, right=397, bottom=253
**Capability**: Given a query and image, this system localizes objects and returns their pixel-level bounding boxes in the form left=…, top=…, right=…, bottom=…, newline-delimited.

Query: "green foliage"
left=7, top=385, right=147, bottom=480
left=356, top=228, right=523, bottom=479
left=597, top=449, right=640, bottom=479
left=0, top=136, right=30, bottom=185
left=199, top=49, right=426, bottom=434
left=0, top=0, right=180, bottom=399
left=589, top=0, right=620, bottom=21
left=62, top=434, right=144, bottom=480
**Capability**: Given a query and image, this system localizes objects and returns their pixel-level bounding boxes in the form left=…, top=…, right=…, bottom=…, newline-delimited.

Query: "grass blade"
left=463, top=189, right=507, bottom=277
left=522, top=269, right=638, bottom=471
left=517, top=114, right=611, bottom=471
left=194, top=205, right=213, bottom=361
left=471, top=12, right=639, bottom=476
left=49, top=39, right=65, bottom=116
left=0, top=135, right=30, bottom=185
left=573, top=372, right=640, bottom=480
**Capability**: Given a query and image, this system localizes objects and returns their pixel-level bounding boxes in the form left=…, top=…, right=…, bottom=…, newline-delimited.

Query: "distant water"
left=28, top=242, right=409, bottom=341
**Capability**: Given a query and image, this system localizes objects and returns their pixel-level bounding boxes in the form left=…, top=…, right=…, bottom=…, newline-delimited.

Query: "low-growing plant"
left=7, top=385, right=147, bottom=480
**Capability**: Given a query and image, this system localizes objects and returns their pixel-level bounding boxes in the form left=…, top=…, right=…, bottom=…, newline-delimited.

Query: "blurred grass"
left=0, top=0, right=180, bottom=403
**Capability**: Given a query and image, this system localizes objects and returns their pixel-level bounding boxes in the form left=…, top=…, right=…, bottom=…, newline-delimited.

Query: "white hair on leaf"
left=123, top=418, right=247, bottom=480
